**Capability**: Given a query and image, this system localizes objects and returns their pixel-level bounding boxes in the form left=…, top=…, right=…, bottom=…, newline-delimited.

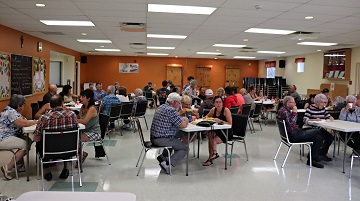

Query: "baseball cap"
left=205, top=89, right=213, bottom=96
left=148, top=82, right=152, bottom=86
left=321, top=88, right=329, bottom=93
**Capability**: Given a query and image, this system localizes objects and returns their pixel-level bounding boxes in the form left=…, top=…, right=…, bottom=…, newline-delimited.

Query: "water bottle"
left=194, top=100, right=197, bottom=106
left=188, top=115, right=192, bottom=123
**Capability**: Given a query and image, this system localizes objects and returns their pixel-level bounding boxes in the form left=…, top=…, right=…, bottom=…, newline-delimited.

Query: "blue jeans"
left=289, top=128, right=323, bottom=161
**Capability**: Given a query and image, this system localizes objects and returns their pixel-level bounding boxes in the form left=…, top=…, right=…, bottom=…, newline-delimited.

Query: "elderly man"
left=277, top=96, right=324, bottom=168
left=199, top=89, right=215, bottom=117
left=304, top=94, right=334, bottom=162
left=93, top=82, right=107, bottom=101
left=239, top=88, right=255, bottom=108
left=339, top=95, right=360, bottom=152
left=198, top=87, right=206, bottom=100
left=42, top=84, right=57, bottom=104
left=34, top=94, right=79, bottom=181
left=289, top=85, right=301, bottom=104
left=100, top=85, right=120, bottom=131
left=150, top=92, right=189, bottom=174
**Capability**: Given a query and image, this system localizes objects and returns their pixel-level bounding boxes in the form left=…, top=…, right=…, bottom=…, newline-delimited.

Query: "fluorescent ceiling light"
left=148, top=4, right=216, bottom=15
left=147, top=34, right=187, bottom=39
left=257, top=51, right=286, bottom=54
left=77, top=39, right=112, bottom=43
left=213, top=44, right=246, bottom=48
left=305, top=16, right=314, bottom=19
left=297, top=42, right=338, bottom=46
left=40, top=20, right=95, bottom=26
left=233, top=56, right=256, bottom=59
left=147, top=53, right=169, bottom=56
left=95, top=49, right=120, bottom=52
left=324, top=54, right=346, bottom=57
left=245, top=28, right=295, bottom=35
left=35, top=4, right=45, bottom=7
left=147, top=46, right=175, bottom=50
left=196, top=52, right=222, bottom=55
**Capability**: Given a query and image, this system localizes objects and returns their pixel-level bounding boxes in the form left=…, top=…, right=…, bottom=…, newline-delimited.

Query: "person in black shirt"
left=198, top=86, right=206, bottom=101
left=42, top=84, right=57, bottom=104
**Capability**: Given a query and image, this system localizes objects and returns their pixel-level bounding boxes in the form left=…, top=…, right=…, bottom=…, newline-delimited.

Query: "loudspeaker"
left=81, top=56, right=87, bottom=64
left=279, top=60, right=285, bottom=68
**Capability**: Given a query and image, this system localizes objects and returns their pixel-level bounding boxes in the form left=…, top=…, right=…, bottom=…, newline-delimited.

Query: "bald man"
left=42, top=84, right=58, bottom=104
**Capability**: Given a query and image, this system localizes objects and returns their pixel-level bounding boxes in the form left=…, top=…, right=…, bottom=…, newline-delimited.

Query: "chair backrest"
left=232, top=114, right=248, bottom=138
left=135, top=118, right=146, bottom=147
left=41, top=128, right=79, bottom=160
left=230, top=106, right=240, bottom=114
left=328, top=110, right=340, bottom=120
left=31, top=103, right=39, bottom=120
left=241, top=104, right=252, bottom=116
left=133, top=101, right=148, bottom=117
left=251, top=103, right=262, bottom=117
left=109, top=104, right=121, bottom=120
left=202, top=108, right=211, bottom=117
left=277, top=120, right=290, bottom=143
left=99, top=113, right=110, bottom=139
left=144, top=91, right=153, bottom=100
left=296, top=111, right=305, bottom=128
left=296, top=100, right=306, bottom=109
left=38, top=100, right=45, bottom=109
left=119, top=102, right=134, bottom=118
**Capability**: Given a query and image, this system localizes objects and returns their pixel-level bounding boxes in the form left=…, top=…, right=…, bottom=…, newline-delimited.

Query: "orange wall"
left=85, top=56, right=259, bottom=93
left=0, top=24, right=82, bottom=118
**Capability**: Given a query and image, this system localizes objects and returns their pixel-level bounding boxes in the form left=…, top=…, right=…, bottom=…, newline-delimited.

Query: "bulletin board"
left=0, top=52, right=11, bottom=100
left=196, top=66, right=211, bottom=87
left=33, top=57, right=46, bottom=94
left=166, top=65, right=182, bottom=87
left=225, top=65, right=240, bottom=87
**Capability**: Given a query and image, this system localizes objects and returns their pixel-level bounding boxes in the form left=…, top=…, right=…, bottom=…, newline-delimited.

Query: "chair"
left=37, top=128, right=82, bottom=191
left=31, top=103, right=39, bottom=120
left=227, top=114, right=249, bottom=166
left=38, top=100, right=45, bottom=109
left=0, top=149, right=18, bottom=180
left=108, top=104, right=121, bottom=137
left=118, top=102, right=134, bottom=135
left=240, top=104, right=252, bottom=116
left=230, top=106, right=240, bottom=114
left=99, top=113, right=110, bottom=142
left=202, top=108, right=211, bottom=117
left=134, top=118, right=172, bottom=176
left=132, top=101, right=148, bottom=131
left=350, top=149, right=360, bottom=178
left=144, top=91, right=155, bottom=108
left=328, top=110, right=340, bottom=120
left=296, top=112, right=305, bottom=129
left=249, top=103, right=263, bottom=132
left=273, top=120, right=313, bottom=168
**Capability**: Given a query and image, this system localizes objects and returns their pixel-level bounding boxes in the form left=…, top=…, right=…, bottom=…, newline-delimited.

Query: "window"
left=297, top=62, right=305, bottom=73
left=267, top=67, right=275, bottom=78
left=50, top=61, right=62, bottom=85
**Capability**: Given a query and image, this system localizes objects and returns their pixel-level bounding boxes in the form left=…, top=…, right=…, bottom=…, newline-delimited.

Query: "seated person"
left=94, top=82, right=107, bottom=101
left=289, top=85, right=301, bottom=104
left=321, top=88, right=333, bottom=107
left=304, top=94, right=316, bottom=109
left=277, top=96, right=324, bottom=168
left=198, top=87, right=206, bottom=101
left=100, top=85, right=120, bottom=131
left=144, top=82, right=155, bottom=107
left=199, top=89, right=215, bottom=117
left=223, top=86, right=240, bottom=113
left=156, top=80, right=171, bottom=105
left=42, top=84, right=57, bottom=104
left=178, top=95, right=199, bottom=119
left=202, top=96, right=233, bottom=166
left=182, top=80, right=199, bottom=99
left=34, top=94, right=78, bottom=181
left=150, top=93, right=189, bottom=174
left=0, top=94, right=37, bottom=180
left=249, top=86, right=261, bottom=101
left=116, top=86, right=130, bottom=103
left=59, top=85, right=79, bottom=103
left=339, top=95, right=360, bottom=152
left=304, top=94, right=334, bottom=162
left=216, top=87, right=226, bottom=99
left=234, top=87, right=245, bottom=113
left=333, top=96, right=346, bottom=111
left=239, top=88, right=255, bottom=109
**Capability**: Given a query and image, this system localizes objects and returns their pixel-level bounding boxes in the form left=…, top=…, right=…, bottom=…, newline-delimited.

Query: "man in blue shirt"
left=94, top=82, right=107, bottom=101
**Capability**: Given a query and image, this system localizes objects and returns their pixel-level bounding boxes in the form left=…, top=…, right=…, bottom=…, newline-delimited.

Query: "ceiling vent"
left=130, top=43, right=146, bottom=49
left=290, top=31, right=319, bottom=40
left=239, top=47, right=256, bottom=52
left=134, top=51, right=146, bottom=55
left=87, top=51, right=99, bottom=53
left=120, top=22, right=146, bottom=32
left=40, top=31, right=65, bottom=35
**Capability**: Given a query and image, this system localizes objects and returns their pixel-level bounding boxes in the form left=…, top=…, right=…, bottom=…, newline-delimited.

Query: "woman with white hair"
left=304, top=93, right=334, bottom=162
left=334, top=96, right=346, bottom=111
left=182, top=80, right=198, bottom=99
left=339, top=95, right=360, bottom=152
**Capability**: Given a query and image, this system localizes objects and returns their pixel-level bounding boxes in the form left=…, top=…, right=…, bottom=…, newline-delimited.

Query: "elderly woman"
left=0, top=94, right=37, bottom=180
left=59, top=85, right=79, bottom=103
left=203, top=96, right=232, bottom=166
left=334, top=96, right=346, bottom=111
left=216, top=87, right=226, bottom=99
left=249, top=86, right=261, bottom=101
left=339, top=95, right=360, bottom=151
left=182, top=80, right=198, bottom=99
left=304, top=94, right=334, bottom=162
left=178, top=95, right=199, bottom=119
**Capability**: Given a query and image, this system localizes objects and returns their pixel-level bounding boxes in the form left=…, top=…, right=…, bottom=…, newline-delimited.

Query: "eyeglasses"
left=214, top=101, right=222, bottom=104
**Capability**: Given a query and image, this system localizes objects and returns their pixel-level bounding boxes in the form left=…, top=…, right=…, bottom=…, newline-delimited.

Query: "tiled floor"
left=1, top=109, right=360, bottom=200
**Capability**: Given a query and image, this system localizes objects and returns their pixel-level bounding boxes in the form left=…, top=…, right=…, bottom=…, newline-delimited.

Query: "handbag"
left=196, top=121, right=216, bottom=127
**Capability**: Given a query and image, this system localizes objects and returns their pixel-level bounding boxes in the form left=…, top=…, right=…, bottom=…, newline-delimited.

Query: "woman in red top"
left=223, top=86, right=240, bottom=111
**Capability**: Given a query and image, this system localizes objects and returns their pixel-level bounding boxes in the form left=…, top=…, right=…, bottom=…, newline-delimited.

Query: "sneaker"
left=159, top=161, right=170, bottom=174
left=319, top=155, right=332, bottom=162
left=44, top=172, right=53, bottom=181
left=306, top=160, right=324, bottom=168
left=59, top=169, right=69, bottom=179
left=122, top=123, right=131, bottom=129
left=1, top=165, right=12, bottom=180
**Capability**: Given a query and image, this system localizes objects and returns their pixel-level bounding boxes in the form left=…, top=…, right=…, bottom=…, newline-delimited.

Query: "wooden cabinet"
left=323, top=49, right=351, bottom=80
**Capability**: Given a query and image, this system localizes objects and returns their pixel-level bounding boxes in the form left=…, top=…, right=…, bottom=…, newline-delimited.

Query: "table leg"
left=186, top=132, right=190, bottom=176
left=26, top=133, right=30, bottom=182
left=225, top=129, right=228, bottom=170
left=197, top=132, right=200, bottom=159
left=343, top=132, right=348, bottom=173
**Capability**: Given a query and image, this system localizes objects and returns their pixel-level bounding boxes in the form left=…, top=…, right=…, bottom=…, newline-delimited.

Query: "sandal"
left=202, top=159, right=213, bottom=166
left=210, top=153, right=220, bottom=160
left=1, top=165, right=12, bottom=180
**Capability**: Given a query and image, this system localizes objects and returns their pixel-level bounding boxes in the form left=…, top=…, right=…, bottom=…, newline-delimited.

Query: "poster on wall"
left=0, top=52, right=11, bottom=100
left=33, top=57, right=46, bottom=94
left=119, top=63, right=139, bottom=73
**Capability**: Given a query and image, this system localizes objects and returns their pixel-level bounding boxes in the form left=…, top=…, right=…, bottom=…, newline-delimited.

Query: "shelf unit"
left=266, top=85, right=278, bottom=99
left=281, top=86, right=290, bottom=99
left=323, top=49, right=351, bottom=80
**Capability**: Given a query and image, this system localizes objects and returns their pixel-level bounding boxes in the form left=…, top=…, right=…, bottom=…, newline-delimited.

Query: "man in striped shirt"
left=304, top=94, right=334, bottom=162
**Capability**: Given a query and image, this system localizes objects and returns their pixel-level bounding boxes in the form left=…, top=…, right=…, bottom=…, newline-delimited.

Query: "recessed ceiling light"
left=213, top=44, right=246, bottom=48
left=100, top=46, right=104, bottom=47
left=147, top=46, right=175, bottom=50
left=95, top=49, right=121, bottom=52
left=233, top=56, right=256, bottom=59
left=243, top=39, right=249, bottom=42
left=175, top=56, right=178, bottom=58
left=214, top=58, right=218, bottom=59
left=305, top=16, right=314, bottom=19
left=297, top=42, right=338, bottom=46
left=77, top=39, right=112, bottom=43
left=147, top=53, right=169, bottom=56
left=196, top=52, right=222, bottom=55
left=245, top=28, right=295, bottom=35
left=81, top=33, right=87, bottom=36
left=317, top=50, right=322, bottom=52
left=35, top=3, right=45, bottom=7
left=148, top=4, right=216, bottom=15
left=257, top=51, right=286, bottom=54
left=40, top=20, right=95, bottom=26
left=147, top=34, right=187, bottom=39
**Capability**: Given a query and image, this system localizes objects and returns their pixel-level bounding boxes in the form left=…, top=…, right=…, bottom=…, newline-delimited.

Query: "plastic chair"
left=227, top=114, right=249, bottom=166
left=230, top=106, right=240, bottom=114
left=118, top=102, right=134, bottom=135
left=249, top=103, right=263, bottom=132
left=273, top=120, right=313, bottom=168
left=132, top=101, right=148, bottom=131
left=31, top=103, right=39, bottom=120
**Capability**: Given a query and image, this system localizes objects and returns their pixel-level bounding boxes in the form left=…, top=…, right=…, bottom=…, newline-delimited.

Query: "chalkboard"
left=11, top=54, right=33, bottom=96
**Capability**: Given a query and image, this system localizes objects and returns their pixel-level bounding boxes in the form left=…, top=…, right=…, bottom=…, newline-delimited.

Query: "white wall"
left=50, top=52, right=75, bottom=86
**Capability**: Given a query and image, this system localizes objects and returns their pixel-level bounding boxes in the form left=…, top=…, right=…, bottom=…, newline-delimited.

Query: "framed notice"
left=119, top=63, right=139, bottom=73
left=0, top=52, right=11, bottom=100
left=33, top=57, right=46, bottom=94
